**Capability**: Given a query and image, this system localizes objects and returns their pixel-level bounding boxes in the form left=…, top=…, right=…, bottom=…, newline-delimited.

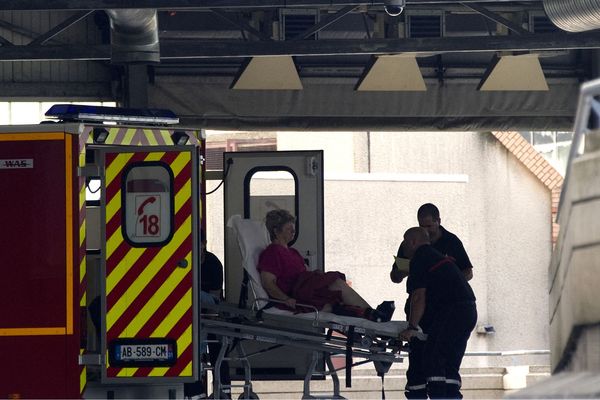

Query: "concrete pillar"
left=586, top=50, right=600, bottom=152
left=122, top=64, right=149, bottom=108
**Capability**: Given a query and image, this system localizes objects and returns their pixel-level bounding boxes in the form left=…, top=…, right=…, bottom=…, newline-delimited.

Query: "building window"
left=205, top=138, right=277, bottom=170
left=520, top=131, right=573, bottom=175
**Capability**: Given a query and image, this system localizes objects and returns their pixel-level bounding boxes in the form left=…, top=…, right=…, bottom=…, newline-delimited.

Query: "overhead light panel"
left=231, top=56, right=303, bottom=90
left=478, top=54, right=548, bottom=91
left=355, top=55, right=426, bottom=91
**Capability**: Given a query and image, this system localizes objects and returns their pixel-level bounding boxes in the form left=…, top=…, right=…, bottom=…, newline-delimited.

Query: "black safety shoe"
left=375, top=301, right=395, bottom=322
left=365, top=307, right=386, bottom=322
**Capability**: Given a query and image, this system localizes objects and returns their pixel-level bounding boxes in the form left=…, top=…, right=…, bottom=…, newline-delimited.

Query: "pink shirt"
left=258, top=244, right=306, bottom=294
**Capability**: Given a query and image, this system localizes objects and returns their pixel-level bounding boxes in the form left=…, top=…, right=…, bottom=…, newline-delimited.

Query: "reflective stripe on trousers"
left=406, top=384, right=427, bottom=391
left=427, top=376, right=446, bottom=382
left=446, top=378, right=462, bottom=387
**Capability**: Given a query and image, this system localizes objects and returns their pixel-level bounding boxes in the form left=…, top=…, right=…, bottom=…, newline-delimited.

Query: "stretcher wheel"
left=238, top=391, right=259, bottom=399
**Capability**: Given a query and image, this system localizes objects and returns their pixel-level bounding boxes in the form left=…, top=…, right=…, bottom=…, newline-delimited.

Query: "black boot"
left=375, top=301, right=395, bottom=322
left=365, top=307, right=386, bottom=322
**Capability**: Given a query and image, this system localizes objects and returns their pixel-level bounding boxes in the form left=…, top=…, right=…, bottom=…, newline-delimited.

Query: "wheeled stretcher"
left=198, top=216, right=410, bottom=399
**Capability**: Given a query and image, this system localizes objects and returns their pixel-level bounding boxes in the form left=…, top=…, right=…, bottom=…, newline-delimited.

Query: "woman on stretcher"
left=258, top=209, right=394, bottom=322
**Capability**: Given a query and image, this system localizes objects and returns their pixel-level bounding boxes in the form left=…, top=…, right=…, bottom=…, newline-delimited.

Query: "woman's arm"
left=260, top=270, right=296, bottom=308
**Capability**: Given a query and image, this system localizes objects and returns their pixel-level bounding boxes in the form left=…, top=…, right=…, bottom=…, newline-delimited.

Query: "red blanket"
left=292, top=270, right=345, bottom=311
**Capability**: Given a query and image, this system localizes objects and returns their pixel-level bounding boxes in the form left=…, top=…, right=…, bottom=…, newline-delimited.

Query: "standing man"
left=415, top=203, right=473, bottom=281
left=399, top=227, right=477, bottom=399
left=390, top=203, right=474, bottom=399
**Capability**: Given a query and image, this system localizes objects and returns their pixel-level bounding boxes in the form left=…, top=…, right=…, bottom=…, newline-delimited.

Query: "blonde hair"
left=265, top=209, right=295, bottom=241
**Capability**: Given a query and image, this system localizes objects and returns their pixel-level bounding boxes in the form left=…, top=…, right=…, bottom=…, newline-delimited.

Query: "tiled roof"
left=492, top=131, right=564, bottom=245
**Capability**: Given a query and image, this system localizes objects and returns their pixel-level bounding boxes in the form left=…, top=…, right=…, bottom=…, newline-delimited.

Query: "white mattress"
left=263, top=307, right=407, bottom=336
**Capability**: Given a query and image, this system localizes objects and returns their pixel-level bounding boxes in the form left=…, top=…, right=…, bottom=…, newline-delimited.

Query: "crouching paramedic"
left=399, top=227, right=477, bottom=399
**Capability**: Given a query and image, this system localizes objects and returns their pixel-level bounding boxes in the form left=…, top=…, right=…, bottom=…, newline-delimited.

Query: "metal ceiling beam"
left=161, top=32, right=600, bottom=57
left=0, top=45, right=110, bottom=60
left=460, top=2, right=530, bottom=35
left=0, top=35, right=12, bottom=46
left=292, top=5, right=357, bottom=40
left=1, top=81, right=112, bottom=98
left=0, top=0, right=539, bottom=11
left=211, top=9, right=272, bottom=41
left=0, top=15, right=107, bottom=66
left=0, top=31, right=596, bottom=61
left=0, top=18, right=60, bottom=43
left=28, top=10, right=95, bottom=46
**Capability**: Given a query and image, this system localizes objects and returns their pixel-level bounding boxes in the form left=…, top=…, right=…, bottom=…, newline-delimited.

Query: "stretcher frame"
left=200, top=300, right=407, bottom=399
left=199, top=216, right=410, bottom=399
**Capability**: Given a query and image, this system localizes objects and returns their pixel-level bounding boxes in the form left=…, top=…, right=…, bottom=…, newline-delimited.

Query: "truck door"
left=95, top=145, right=199, bottom=383
left=0, top=129, right=80, bottom=398
left=223, top=150, right=324, bottom=379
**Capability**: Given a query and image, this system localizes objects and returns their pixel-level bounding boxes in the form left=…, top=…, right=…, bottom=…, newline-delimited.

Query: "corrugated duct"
left=544, top=0, right=600, bottom=32
left=105, top=9, right=160, bottom=64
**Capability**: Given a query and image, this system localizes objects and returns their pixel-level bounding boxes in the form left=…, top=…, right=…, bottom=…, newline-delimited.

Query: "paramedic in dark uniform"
left=415, top=203, right=473, bottom=281
left=390, top=203, right=474, bottom=399
left=399, top=227, right=477, bottom=399
left=184, top=229, right=231, bottom=399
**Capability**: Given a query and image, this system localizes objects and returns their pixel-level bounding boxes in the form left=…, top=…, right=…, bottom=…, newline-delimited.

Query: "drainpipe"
left=544, top=0, right=600, bottom=32
left=105, top=9, right=160, bottom=64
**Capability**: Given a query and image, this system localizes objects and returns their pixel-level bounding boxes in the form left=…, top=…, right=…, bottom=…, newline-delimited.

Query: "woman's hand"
left=283, top=297, right=297, bottom=308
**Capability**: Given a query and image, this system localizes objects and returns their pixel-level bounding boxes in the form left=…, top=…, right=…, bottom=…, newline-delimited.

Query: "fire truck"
left=0, top=104, right=334, bottom=399
left=0, top=105, right=202, bottom=398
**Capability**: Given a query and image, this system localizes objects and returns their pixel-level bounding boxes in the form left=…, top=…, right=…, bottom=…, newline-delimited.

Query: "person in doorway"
left=258, top=209, right=393, bottom=322
left=184, top=229, right=232, bottom=400
left=390, top=203, right=474, bottom=399
left=399, top=227, right=477, bottom=399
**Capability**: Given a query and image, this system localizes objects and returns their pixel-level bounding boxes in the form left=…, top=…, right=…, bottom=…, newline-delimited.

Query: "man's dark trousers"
left=423, top=302, right=477, bottom=399
left=405, top=337, right=428, bottom=399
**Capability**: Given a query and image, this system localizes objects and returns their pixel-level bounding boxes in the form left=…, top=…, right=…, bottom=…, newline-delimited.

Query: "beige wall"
left=277, top=131, right=357, bottom=172
left=206, top=130, right=552, bottom=368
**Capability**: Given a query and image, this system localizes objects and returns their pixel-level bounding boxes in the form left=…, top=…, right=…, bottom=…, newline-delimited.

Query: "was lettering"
left=0, top=159, right=33, bottom=169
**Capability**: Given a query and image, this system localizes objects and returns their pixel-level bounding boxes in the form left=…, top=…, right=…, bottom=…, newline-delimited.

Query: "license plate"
left=116, top=343, right=174, bottom=362
left=109, top=339, right=177, bottom=368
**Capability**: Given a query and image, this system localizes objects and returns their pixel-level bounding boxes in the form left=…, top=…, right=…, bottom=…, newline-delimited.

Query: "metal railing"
left=464, top=349, right=550, bottom=357
left=558, top=77, right=600, bottom=219
left=398, top=349, right=549, bottom=358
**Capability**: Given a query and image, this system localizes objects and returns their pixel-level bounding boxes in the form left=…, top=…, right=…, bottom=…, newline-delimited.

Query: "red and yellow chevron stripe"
left=84, top=127, right=199, bottom=147
left=78, top=130, right=90, bottom=395
left=104, top=149, right=194, bottom=378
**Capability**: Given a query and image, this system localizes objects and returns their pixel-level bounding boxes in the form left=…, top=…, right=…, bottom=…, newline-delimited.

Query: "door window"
left=247, top=169, right=297, bottom=221
left=122, top=163, right=174, bottom=246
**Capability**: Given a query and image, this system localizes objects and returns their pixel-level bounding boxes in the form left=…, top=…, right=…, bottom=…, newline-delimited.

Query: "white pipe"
left=544, top=0, right=600, bottom=32
left=105, top=9, right=160, bottom=64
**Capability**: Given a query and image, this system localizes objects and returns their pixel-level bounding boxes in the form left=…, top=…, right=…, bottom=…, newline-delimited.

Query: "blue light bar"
left=45, top=104, right=179, bottom=125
